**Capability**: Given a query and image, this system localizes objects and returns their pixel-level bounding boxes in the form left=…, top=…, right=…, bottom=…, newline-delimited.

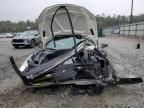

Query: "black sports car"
left=10, top=4, right=143, bottom=94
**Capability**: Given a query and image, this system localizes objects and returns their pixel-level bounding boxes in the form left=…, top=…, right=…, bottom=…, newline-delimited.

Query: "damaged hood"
left=37, top=4, right=98, bottom=38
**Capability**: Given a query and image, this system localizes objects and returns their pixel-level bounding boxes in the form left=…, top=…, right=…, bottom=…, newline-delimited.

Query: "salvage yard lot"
left=0, top=35, right=144, bottom=108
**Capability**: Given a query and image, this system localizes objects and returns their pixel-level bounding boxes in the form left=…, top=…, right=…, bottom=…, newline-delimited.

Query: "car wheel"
left=13, top=45, right=19, bottom=49
left=72, top=85, right=104, bottom=95
left=30, top=40, right=35, bottom=48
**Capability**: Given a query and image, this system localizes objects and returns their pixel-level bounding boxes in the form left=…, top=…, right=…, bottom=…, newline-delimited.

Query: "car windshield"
left=21, top=31, right=38, bottom=36
left=45, top=37, right=84, bottom=50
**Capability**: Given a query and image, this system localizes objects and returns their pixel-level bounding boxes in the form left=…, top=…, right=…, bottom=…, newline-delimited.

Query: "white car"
left=11, top=30, right=41, bottom=48
left=0, top=33, right=14, bottom=38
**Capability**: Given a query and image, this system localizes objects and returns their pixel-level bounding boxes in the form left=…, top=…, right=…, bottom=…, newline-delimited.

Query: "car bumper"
left=11, top=42, right=30, bottom=46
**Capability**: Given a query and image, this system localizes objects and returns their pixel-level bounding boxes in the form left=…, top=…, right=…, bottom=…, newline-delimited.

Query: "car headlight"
left=20, top=60, right=28, bottom=72
left=20, top=55, right=32, bottom=71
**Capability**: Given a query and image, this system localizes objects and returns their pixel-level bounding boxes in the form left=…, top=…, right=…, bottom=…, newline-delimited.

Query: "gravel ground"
left=0, top=36, right=144, bottom=108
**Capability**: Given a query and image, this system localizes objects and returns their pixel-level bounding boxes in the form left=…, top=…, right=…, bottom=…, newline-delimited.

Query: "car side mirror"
left=101, top=43, right=108, bottom=48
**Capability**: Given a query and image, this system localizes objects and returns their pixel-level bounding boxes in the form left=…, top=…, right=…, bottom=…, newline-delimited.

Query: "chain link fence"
left=102, top=22, right=144, bottom=38
left=120, top=22, right=144, bottom=37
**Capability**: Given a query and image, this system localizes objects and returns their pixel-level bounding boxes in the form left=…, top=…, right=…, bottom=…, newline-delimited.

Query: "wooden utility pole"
left=130, top=0, right=133, bottom=24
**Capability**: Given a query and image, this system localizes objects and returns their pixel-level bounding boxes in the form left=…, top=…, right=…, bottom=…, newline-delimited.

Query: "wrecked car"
left=10, top=4, right=143, bottom=94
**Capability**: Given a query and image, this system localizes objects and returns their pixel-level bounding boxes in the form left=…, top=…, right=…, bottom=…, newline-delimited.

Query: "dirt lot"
left=0, top=36, right=144, bottom=108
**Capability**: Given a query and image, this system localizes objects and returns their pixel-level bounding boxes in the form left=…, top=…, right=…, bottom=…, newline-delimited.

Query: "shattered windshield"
left=46, top=37, right=84, bottom=50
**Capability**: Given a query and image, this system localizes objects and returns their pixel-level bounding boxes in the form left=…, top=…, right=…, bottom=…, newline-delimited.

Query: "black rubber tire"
left=30, top=40, right=35, bottom=48
left=94, top=85, right=104, bottom=95
left=72, top=85, right=104, bottom=95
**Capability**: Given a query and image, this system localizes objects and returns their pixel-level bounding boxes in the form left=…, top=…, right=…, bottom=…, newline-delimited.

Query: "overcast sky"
left=0, top=0, right=144, bottom=22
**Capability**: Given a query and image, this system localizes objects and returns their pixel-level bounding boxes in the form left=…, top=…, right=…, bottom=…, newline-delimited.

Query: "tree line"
left=0, top=14, right=144, bottom=33
left=96, top=14, right=144, bottom=28
left=0, top=20, right=37, bottom=33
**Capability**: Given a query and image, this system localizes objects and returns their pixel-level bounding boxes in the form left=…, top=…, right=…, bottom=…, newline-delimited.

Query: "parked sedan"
left=11, top=30, right=41, bottom=48
left=0, top=33, right=14, bottom=38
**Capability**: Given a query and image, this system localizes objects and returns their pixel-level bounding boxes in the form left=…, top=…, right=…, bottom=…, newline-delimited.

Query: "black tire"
left=84, top=85, right=104, bottom=95
left=13, top=45, right=19, bottom=49
left=72, top=85, right=104, bottom=95
left=93, top=85, right=104, bottom=95
left=30, top=40, right=35, bottom=48
left=102, top=66, right=110, bottom=78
